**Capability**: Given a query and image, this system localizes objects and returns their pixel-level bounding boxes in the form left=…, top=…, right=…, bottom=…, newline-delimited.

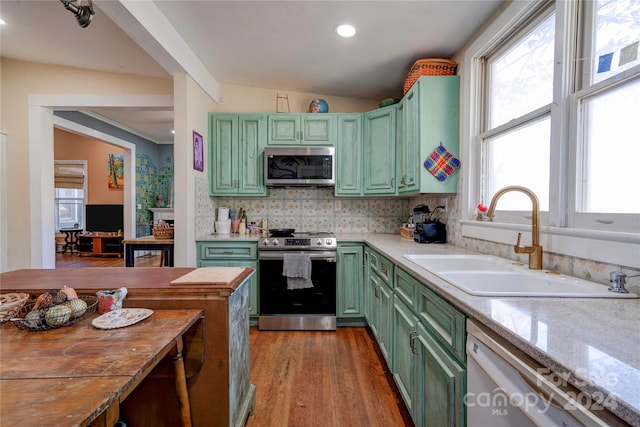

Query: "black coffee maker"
left=413, top=205, right=447, bottom=244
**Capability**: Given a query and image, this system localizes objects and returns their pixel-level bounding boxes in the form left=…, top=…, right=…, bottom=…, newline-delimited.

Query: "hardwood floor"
left=55, top=251, right=162, bottom=268
left=56, top=253, right=413, bottom=426
left=247, top=327, right=414, bottom=427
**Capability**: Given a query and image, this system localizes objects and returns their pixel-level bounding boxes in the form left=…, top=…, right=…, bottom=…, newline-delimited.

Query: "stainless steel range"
left=258, top=231, right=337, bottom=331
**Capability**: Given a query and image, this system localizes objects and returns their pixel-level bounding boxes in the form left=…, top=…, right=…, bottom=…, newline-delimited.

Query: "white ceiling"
left=0, top=0, right=504, bottom=144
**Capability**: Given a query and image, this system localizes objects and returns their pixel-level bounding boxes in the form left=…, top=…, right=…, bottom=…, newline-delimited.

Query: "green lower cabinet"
left=337, top=244, right=364, bottom=317
left=417, top=322, right=466, bottom=427
left=197, top=241, right=259, bottom=316
left=392, top=296, right=420, bottom=420
left=390, top=267, right=466, bottom=427
left=367, top=270, right=394, bottom=366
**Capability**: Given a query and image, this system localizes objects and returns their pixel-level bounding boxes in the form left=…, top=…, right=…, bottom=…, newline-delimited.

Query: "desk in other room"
left=123, top=235, right=174, bottom=267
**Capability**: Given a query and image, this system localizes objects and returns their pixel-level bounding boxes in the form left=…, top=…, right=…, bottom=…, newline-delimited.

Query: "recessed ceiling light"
left=336, top=24, right=356, bottom=38
left=0, top=18, right=6, bottom=25
left=171, top=129, right=175, bottom=134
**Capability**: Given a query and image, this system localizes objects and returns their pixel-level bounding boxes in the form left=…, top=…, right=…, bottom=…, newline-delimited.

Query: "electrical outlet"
left=335, top=201, right=342, bottom=211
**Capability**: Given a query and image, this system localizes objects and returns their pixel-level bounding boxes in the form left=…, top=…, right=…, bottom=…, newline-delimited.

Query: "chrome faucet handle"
left=608, top=271, right=639, bottom=294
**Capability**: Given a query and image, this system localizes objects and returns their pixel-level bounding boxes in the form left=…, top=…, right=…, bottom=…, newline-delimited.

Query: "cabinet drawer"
left=394, top=268, right=417, bottom=310
left=198, top=242, right=258, bottom=260
left=368, top=250, right=394, bottom=285
left=417, top=284, right=466, bottom=363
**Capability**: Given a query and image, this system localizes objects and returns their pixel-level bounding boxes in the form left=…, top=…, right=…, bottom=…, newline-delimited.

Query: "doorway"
left=28, top=94, right=173, bottom=269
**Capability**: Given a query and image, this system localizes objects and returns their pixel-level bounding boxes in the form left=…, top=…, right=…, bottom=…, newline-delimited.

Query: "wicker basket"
left=403, top=58, right=458, bottom=94
left=11, top=295, right=98, bottom=331
left=400, top=226, right=414, bottom=240
left=0, top=293, right=30, bottom=321
left=152, top=227, right=174, bottom=239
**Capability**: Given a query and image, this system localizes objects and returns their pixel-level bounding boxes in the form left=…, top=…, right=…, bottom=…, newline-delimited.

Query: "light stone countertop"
left=197, top=233, right=261, bottom=242
left=197, top=232, right=640, bottom=425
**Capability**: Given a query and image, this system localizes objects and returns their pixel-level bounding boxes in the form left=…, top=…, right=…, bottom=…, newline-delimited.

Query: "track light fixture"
left=59, top=0, right=95, bottom=28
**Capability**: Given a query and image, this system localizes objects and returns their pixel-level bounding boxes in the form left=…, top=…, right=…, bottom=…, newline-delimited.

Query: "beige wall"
left=54, top=128, right=125, bottom=205
left=0, top=57, right=377, bottom=270
left=213, top=84, right=379, bottom=113
left=173, top=74, right=218, bottom=266
left=1, top=58, right=172, bottom=270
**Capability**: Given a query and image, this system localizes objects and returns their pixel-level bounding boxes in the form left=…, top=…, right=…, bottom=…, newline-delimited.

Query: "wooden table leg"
left=91, top=401, right=120, bottom=427
left=170, top=336, right=193, bottom=427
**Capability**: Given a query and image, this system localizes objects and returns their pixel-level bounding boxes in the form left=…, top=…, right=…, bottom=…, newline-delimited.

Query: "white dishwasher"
left=466, top=320, right=617, bottom=427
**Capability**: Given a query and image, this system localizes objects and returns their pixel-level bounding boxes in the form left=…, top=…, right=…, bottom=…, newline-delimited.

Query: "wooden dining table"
left=0, top=308, right=203, bottom=427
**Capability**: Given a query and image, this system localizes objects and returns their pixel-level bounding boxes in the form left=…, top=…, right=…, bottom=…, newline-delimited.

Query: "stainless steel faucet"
left=486, top=186, right=543, bottom=270
left=609, top=271, right=639, bottom=294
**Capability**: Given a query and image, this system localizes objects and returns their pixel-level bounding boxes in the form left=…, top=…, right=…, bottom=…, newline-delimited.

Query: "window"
left=481, top=10, right=555, bottom=215
left=54, top=161, right=86, bottom=230
left=572, top=0, right=640, bottom=230
left=476, top=1, right=640, bottom=232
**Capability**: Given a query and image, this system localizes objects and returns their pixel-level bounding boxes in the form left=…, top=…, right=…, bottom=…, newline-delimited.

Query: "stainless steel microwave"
left=264, top=146, right=335, bottom=187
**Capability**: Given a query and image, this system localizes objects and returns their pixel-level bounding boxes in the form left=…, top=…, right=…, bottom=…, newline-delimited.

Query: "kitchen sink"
left=403, top=254, right=638, bottom=298
left=403, top=254, right=522, bottom=273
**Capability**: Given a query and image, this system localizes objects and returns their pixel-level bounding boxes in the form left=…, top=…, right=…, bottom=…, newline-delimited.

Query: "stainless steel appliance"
left=258, top=231, right=337, bottom=330
left=264, top=146, right=335, bottom=187
left=466, top=320, right=612, bottom=426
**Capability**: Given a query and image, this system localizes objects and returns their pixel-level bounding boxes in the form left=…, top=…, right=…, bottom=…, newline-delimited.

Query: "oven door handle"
left=259, top=251, right=337, bottom=262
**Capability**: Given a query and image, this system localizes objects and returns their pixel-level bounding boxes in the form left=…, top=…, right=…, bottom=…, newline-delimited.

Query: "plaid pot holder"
left=424, top=143, right=460, bottom=182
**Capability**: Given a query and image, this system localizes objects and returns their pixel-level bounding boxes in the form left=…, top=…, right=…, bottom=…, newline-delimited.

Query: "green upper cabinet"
left=363, top=105, right=396, bottom=195
left=267, top=114, right=335, bottom=145
left=397, top=85, right=419, bottom=193
left=335, top=113, right=363, bottom=196
left=397, top=76, right=460, bottom=195
left=209, top=113, right=268, bottom=196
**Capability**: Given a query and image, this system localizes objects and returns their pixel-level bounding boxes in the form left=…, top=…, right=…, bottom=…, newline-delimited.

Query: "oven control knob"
left=262, top=239, right=269, bottom=246
left=272, top=239, right=279, bottom=246
left=316, top=238, right=322, bottom=246
left=326, top=238, right=333, bottom=246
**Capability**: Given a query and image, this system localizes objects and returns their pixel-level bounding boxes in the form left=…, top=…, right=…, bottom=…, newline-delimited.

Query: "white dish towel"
left=282, top=253, right=314, bottom=290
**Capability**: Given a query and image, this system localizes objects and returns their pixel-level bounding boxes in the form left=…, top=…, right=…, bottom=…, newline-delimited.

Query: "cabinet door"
left=337, top=244, right=364, bottom=317
left=335, top=113, right=363, bottom=196
left=301, top=115, right=334, bottom=145
left=393, top=297, right=419, bottom=421
left=363, top=249, right=373, bottom=325
left=268, top=114, right=300, bottom=145
left=238, top=114, right=268, bottom=195
left=210, top=114, right=238, bottom=194
left=396, top=99, right=407, bottom=193
left=364, top=106, right=396, bottom=195
left=399, top=85, right=420, bottom=194
left=417, top=322, right=466, bottom=427
left=229, top=260, right=259, bottom=316
left=377, top=279, right=394, bottom=367
left=367, top=270, right=383, bottom=340
left=416, top=76, right=460, bottom=194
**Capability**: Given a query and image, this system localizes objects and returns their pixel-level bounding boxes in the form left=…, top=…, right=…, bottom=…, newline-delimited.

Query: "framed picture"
left=107, top=154, right=124, bottom=189
left=193, top=131, right=204, bottom=172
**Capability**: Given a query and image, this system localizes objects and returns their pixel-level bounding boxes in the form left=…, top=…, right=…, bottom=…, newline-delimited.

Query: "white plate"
left=92, top=308, right=153, bottom=329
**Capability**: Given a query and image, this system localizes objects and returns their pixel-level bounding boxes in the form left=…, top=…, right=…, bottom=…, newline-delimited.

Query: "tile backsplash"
left=194, top=178, right=639, bottom=293
left=213, top=188, right=413, bottom=233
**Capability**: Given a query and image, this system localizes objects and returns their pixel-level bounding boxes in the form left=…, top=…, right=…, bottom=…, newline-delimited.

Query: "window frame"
left=54, top=160, right=87, bottom=230
left=460, top=0, right=640, bottom=269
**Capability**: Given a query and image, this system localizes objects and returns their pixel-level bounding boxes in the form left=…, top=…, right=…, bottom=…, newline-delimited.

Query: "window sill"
left=460, top=220, right=640, bottom=269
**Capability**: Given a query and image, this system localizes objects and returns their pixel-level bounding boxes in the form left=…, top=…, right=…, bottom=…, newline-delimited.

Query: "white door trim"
left=28, top=94, right=173, bottom=268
